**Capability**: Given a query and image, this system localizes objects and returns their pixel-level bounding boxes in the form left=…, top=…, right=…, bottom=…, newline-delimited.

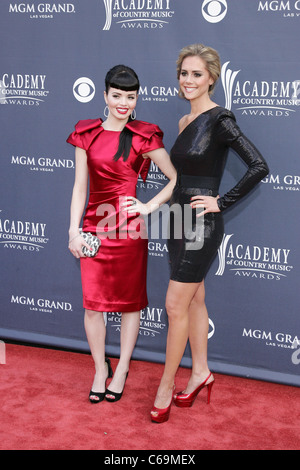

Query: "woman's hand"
left=190, top=195, right=221, bottom=217
left=68, top=233, right=91, bottom=258
left=121, top=196, right=151, bottom=216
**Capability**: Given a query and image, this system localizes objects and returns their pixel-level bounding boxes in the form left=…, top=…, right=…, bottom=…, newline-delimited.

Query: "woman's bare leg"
left=152, top=280, right=201, bottom=409
left=184, top=281, right=213, bottom=393
left=106, top=311, right=140, bottom=395
left=84, top=309, right=107, bottom=398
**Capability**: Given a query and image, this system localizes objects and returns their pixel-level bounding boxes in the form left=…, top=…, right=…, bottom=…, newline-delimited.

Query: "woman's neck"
left=102, top=116, right=128, bottom=132
left=189, top=96, right=216, bottom=117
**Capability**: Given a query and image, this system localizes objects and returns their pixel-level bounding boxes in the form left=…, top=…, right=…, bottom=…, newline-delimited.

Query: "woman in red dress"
left=67, top=65, right=176, bottom=403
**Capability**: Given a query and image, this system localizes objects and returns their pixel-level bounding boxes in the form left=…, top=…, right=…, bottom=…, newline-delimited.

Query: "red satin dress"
left=67, top=119, right=164, bottom=312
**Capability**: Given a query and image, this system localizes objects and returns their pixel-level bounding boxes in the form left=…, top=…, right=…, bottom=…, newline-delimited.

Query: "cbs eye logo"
left=202, top=0, right=227, bottom=23
left=73, top=77, right=95, bottom=103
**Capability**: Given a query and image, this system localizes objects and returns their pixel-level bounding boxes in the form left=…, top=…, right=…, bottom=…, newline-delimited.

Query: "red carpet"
left=0, top=343, right=299, bottom=450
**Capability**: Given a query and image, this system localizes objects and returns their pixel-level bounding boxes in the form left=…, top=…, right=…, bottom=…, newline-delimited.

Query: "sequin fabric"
left=168, top=106, right=269, bottom=282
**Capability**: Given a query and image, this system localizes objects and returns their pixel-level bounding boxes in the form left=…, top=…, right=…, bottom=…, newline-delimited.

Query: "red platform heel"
left=173, top=372, right=214, bottom=407
left=150, top=385, right=175, bottom=423
left=150, top=403, right=172, bottom=423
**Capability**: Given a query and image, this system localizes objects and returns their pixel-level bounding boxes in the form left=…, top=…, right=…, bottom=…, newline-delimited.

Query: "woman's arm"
left=124, top=148, right=177, bottom=215
left=191, top=116, right=269, bottom=217
left=144, top=148, right=177, bottom=213
left=68, top=147, right=91, bottom=258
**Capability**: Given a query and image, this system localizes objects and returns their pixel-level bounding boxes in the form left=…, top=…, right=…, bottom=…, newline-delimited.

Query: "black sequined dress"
left=168, top=106, right=269, bottom=283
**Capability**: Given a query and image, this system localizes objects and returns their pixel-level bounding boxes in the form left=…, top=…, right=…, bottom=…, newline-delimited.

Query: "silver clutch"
left=79, top=229, right=101, bottom=257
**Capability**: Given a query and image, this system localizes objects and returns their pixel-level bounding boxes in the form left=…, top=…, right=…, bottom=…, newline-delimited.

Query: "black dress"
left=168, top=106, right=269, bottom=283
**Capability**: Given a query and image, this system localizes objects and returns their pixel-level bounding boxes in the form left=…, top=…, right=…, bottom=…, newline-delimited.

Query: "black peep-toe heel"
left=89, top=357, right=113, bottom=404
left=105, top=372, right=128, bottom=402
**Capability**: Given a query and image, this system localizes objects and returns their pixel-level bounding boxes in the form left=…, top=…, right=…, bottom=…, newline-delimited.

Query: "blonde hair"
left=176, top=44, right=221, bottom=97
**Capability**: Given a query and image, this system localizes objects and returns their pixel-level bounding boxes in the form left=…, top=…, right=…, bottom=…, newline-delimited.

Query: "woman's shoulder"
left=209, top=106, right=236, bottom=122
left=73, top=118, right=103, bottom=134
left=178, top=114, right=194, bottom=133
left=126, top=119, right=163, bottom=139
left=67, top=118, right=103, bottom=150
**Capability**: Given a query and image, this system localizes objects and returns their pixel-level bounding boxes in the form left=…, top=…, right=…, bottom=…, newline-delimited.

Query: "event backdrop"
left=0, top=0, right=299, bottom=386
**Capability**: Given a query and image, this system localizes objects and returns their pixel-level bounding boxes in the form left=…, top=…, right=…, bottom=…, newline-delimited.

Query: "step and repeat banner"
left=0, top=1, right=299, bottom=386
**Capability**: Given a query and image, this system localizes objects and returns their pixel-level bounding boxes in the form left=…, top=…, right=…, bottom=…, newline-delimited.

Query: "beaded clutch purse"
left=79, top=229, right=101, bottom=257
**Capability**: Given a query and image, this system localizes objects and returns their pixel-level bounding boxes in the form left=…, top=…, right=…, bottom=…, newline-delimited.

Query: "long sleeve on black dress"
left=216, top=115, right=269, bottom=211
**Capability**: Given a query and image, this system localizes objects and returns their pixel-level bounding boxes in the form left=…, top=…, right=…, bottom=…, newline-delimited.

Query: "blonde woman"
left=151, top=44, right=269, bottom=423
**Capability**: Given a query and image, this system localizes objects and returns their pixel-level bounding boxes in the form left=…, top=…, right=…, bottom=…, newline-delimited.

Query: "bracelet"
left=68, top=233, right=81, bottom=245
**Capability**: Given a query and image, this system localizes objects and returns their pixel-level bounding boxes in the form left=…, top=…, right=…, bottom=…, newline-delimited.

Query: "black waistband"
left=177, top=174, right=219, bottom=190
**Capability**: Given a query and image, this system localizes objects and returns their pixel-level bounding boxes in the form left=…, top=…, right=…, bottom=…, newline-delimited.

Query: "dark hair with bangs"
left=105, top=64, right=140, bottom=93
left=105, top=65, right=140, bottom=162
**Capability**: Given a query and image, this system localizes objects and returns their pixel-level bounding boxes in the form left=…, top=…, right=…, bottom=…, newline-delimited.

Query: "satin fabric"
left=67, top=119, right=164, bottom=312
left=168, top=106, right=269, bottom=283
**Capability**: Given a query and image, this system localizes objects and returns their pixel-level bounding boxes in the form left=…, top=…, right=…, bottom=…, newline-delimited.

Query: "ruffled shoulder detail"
left=125, top=120, right=163, bottom=139
left=67, top=119, right=104, bottom=150
left=74, top=118, right=103, bottom=133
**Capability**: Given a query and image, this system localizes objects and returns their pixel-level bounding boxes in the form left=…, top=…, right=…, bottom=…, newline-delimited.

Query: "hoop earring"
left=131, top=109, right=136, bottom=120
left=104, top=105, right=109, bottom=118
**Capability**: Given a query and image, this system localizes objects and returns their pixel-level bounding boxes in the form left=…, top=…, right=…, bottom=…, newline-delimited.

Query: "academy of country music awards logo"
left=106, top=307, right=216, bottom=339
left=215, top=234, right=294, bottom=281
left=0, top=212, right=49, bottom=252
left=221, top=61, right=300, bottom=117
left=101, top=0, right=227, bottom=30
left=102, top=0, right=175, bottom=30
left=0, top=74, right=49, bottom=106
left=107, top=307, right=166, bottom=337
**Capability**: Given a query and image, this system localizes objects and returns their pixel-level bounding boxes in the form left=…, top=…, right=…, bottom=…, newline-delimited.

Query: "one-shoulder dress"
left=168, top=106, right=269, bottom=283
left=67, top=119, right=164, bottom=312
